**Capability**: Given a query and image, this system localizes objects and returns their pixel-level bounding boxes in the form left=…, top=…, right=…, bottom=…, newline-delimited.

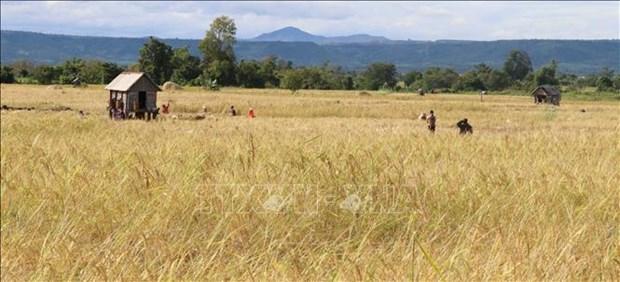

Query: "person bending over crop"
left=456, top=118, right=473, bottom=135
left=162, top=102, right=170, bottom=114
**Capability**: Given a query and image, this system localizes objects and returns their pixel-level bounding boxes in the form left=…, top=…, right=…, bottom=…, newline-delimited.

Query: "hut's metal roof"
left=105, top=72, right=161, bottom=92
left=531, top=85, right=561, bottom=96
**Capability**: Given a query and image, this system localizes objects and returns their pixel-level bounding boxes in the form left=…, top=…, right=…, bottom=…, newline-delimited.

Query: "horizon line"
left=2, top=29, right=619, bottom=42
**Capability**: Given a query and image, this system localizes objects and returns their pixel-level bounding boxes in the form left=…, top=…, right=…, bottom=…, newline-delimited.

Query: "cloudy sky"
left=1, top=1, right=618, bottom=40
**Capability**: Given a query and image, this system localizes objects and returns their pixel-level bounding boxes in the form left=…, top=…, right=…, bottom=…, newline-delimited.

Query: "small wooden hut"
left=105, top=72, right=161, bottom=119
left=531, top=85, right=561, bottom=106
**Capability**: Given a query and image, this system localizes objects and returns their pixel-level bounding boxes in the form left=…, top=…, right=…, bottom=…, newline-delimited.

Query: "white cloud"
left=1, top=1, right=618, bottom=40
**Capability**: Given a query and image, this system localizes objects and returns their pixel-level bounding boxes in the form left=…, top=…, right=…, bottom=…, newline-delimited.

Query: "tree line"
left=1, top=16, right=619, bottom=93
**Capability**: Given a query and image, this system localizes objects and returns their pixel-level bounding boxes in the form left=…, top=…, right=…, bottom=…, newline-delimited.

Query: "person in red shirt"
left=248, top=107, right=256, bottom=119
left=162, top=102, right=170, bottom=114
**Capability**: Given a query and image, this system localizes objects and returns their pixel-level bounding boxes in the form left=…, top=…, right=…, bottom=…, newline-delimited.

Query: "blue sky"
left=1, top=1, right=618, bottom=40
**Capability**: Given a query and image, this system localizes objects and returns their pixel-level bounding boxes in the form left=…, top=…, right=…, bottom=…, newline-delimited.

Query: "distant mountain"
left=251, top=26, right=324, bottom=42
left=2, top=30, right=619, bottom=74
left=249, top=26, right=390, bottom=44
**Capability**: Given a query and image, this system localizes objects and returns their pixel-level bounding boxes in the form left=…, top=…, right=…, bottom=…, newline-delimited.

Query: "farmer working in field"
left=162, top=101, right=170, bottom=114
left=427, top=110, right=436, bottom=133
left=230, top=105, right=237, bottom=116
left=456, top=118, right=473, bottom=135
left=113, top=108, right=123, bottom=120
left=248, top=107, right=256, bottom=119
left=116, top=99, right=124, bottom=111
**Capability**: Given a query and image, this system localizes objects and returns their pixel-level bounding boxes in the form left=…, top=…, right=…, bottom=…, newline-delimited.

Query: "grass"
left=1, top=84, right=619, bottom=280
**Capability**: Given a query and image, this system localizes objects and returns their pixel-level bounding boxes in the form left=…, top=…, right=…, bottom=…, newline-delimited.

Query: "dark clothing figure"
left=427, top=111, right=436, bottom=133
left=230, top=105, right=237, bottom=116
left=457, top=118, right=473, bottom=135
left=152, top=108, right=160, bottom=120
left=113, top=109, right=124, bottom=120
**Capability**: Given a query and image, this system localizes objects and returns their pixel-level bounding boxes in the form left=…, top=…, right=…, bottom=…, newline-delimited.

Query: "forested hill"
left=2, top=30, right=619, bottom=74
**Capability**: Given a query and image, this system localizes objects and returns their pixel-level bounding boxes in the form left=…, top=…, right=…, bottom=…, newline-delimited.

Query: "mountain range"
left=1, top=29, right=619, bottom=74
left=249, top=26, right=390, bottom=44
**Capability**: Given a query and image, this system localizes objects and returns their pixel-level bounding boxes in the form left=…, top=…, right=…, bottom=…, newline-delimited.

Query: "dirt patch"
left=2, top=104, right=76, bottom=112
left=49, top=105, right=73, bottom=111
left=1, top=105, right=35, bottom=111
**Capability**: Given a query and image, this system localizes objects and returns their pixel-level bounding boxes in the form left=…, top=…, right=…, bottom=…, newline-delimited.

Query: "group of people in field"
left=229, top=105, right=255, bottom=118
left=419, top=110, right=473, bottom=135
left=154, top=102, right=257, bottom=119
left=153, top=101, right=471, bottom=134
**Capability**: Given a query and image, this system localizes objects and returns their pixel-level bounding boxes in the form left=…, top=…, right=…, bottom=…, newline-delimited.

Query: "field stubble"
left=1, top=84, right=619, bottom=280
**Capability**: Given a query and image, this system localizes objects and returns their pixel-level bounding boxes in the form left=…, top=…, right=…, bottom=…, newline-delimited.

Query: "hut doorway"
left=138, top=91, right=147, bottom=110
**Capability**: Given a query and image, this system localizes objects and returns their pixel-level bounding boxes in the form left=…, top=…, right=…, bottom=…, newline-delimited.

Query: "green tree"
left=534, top=60, right=559, bottom=86
left=596, top=76, right=614, bottom=91
left=402, top=71, right=422, bottom=87
left=237, top=60, right=264, bottom=88
left=299, top=67, right=328, bottom=89
left=101, top=62, right=125, bottom=84
left=473, top=63, right=493, bottom=75
left=80, top=60, right=104, bottom=84
left=199, top=16, right=237, bottom=86
left=316, top=63, right=349, bottom=90
left=503, top=50, right=533, bottom=81
left=257, top=56, right=280, bottom=87
left=343, top=75, right=354, bottom=90
left=170, top=47, right=201, bottom=85
left=558, top=73, right=578, bottom=86
left=138, top=37, right=173, bottom=85
left=9, top=60, right=35, bottom=78
left=613, top=75, right=620, bottom=91
left=454, top=70, right=485, bottom=91
left=452, top=64, right=510, bottom=91
left=277, top=59, right=293, bottom=71
left=483, top=70, right=511, bottom=91
left=573, top=74, right=597, bottom=90
left=359, top=63, right=397, bottom=90
left=79, top=61, right=124, bottom=84
left=595, top=67, right=615, bottom=91
left=0, top=66, right=16, bottom=83
left=422, top=67, right=459, bottom=90
left=204, top=60, right=236, bottom=86
left=59, top=58, right=85, bottom=84
left=280, top=69, right=304, bottom=93
left=32, top=65, right=61, bottom=84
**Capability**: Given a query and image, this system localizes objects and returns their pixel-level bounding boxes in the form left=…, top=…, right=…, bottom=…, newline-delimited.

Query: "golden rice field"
left=1, top=84, right=619, bottom=280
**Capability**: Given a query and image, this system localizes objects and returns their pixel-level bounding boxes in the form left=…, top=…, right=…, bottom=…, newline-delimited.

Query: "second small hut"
left=105, top=72, right=161, bottom=119
left=531, top=85, right=561, bottom=106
